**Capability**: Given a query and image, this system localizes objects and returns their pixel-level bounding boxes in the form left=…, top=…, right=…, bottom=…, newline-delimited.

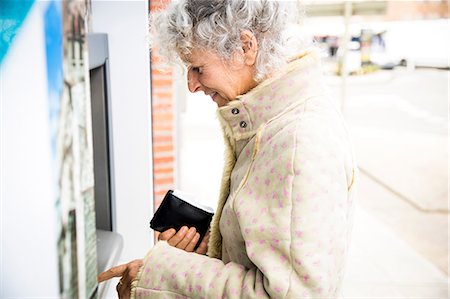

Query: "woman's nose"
left=187, top=69, right=202, bottom=93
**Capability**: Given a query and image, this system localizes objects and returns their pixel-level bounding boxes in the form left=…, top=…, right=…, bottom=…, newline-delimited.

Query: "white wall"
left=90, top=0, right=154, bottom=262
left=0, top=3, right=60, bottom=297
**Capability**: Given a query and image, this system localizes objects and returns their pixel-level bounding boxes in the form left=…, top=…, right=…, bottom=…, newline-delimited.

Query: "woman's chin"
left=212, top=95, right=229, bottom=107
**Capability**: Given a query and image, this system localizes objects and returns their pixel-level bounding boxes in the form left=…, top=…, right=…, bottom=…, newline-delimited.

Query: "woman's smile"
left=209, top=92, right=218, bottom=102
left=186, top=48, right=257, bottom=107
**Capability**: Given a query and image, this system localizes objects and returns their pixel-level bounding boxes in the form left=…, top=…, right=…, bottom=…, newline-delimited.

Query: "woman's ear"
left=240, top=30, right=258, bottom=66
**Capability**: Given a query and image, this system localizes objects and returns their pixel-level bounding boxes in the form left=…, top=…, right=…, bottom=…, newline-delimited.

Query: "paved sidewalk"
left=343, top=200, right=448, bottom=298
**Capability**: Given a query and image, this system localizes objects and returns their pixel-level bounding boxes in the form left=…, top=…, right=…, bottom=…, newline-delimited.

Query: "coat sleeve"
left=131, top=107, right=355, bottom=299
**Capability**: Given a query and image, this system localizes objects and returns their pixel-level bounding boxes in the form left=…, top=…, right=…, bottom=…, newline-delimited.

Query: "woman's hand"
left=158, top=226, right=209, bottom=255
left=97, top=228, right=209, bottom=298
left=98, top=259, right=143, bottom=299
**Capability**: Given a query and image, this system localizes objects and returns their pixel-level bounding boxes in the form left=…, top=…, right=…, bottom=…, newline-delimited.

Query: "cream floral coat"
left=131, top=50, right=357, bottom=298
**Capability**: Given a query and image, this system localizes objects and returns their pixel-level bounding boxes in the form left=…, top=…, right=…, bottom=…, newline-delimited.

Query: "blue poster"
left=0, top=0, right=34, bottom=65
left=44, top=0, right=63, bottom=161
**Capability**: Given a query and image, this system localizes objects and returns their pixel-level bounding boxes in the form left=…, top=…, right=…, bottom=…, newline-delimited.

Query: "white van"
left=372, top=19, right=449, bottom=69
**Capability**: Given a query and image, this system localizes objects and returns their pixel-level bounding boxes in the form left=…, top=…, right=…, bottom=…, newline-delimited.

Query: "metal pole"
left=341, top=1, right=353, bottom=113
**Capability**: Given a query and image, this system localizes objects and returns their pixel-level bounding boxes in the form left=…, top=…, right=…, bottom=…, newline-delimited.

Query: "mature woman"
left=99, top=0, right=357, bottom=298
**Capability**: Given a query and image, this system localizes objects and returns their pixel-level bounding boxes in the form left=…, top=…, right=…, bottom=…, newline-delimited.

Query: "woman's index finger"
left=97, top=263, right=128, bottom=282
left=159, top=228, right=177, bottom=240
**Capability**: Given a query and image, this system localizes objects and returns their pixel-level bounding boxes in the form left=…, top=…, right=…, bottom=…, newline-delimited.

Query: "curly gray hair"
left=151, top=0, right=307, bottom=82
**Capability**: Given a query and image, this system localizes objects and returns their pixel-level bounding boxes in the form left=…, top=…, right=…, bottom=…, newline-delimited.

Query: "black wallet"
left=150, top=190, right=214, bottom=244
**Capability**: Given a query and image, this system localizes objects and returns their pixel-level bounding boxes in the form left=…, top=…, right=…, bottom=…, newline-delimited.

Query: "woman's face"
left=186, top=48, right=257, bottom=107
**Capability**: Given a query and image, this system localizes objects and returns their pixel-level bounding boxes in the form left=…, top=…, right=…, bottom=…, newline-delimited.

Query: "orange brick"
left=152, top=82, right=173, bottom=90
left=153, top=92, right=172, bottom=99
left=153, top=112, right=173, bottom=118
left=152, top=73, right=173, bottom=81
left=152, top=130, right=173, bottom=137
left=152, top=68, right=172, bottom=76
left=152, top=111, right=173, bottom=118
left=153, top=139, right=172, bottom=146
left=153, top=129, right=173, bottom=136
left=153, top=125, right=173, bottom=132
left=155, top=177, right=174, bottom=186
left=153, top=135, right=172, bottom=143
left=154, top=156, right=174, bottom=164
left=155, top=167, right=174, bottom=175
left=154, top=120, right=173, bottom=127
left=153, top=152, right=174, bottom=160
left=154, top=144, right=174, bottom=152
left=155, top=189, right=168, bottom=196
left=153, top=114, right=173, bottom=122
left=152, top=79, right=173, bottom=87
left=153, top=103, right=173, bottom=111
left=153, top=104, right=172, bottom=110
left=152, top=90, right=172, bottom=97
left=154, top=92, right=173, bottom=99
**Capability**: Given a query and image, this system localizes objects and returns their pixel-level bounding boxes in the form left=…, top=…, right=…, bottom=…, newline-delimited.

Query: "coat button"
left=239, top=121, right=247, bottom=128
left=231, top=108, right=240, bottom=115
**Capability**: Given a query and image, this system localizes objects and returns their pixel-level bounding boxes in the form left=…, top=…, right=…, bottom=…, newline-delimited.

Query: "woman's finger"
left=195, top=231, right=210, bottom=255
left=117, top=277, right=131, bottom=299
left=184, top=232, right=200, bottom=252
left=175, top=227, right=196, bottom=250
left=158, top=228, right=176, bottom=241
left=116, top=259, right=143, bottom=299
left=116, top=270, right=128, bottom=298
left=167, top=226, right=189, bottom=247
left=118, top=259, right=143, bottom=287
left=128, top=259, right=144, bottom=280
left=98, top=263, right=128, bottom=282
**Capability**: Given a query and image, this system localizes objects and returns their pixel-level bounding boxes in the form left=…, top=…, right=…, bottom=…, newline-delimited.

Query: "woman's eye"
left=192, top=66, right=203, bottom=74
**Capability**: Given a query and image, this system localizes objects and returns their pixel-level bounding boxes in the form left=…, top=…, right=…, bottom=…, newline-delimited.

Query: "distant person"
left=99, top=0, right=357, bottom=298
left=327, top=36, right=339, bottom=57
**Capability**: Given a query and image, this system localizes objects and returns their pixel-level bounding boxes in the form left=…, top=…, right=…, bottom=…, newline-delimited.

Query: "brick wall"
left=149, top=0, right=176, bottom=210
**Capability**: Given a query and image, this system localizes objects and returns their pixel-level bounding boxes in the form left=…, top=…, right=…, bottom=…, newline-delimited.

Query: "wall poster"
left=45, top=0, right=97, bottom=298
left=1, top=0, right=97, bottom=296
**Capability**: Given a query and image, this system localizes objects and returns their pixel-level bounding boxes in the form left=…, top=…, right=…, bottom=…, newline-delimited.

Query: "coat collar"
left=217, top=48, right=325, bottom=143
